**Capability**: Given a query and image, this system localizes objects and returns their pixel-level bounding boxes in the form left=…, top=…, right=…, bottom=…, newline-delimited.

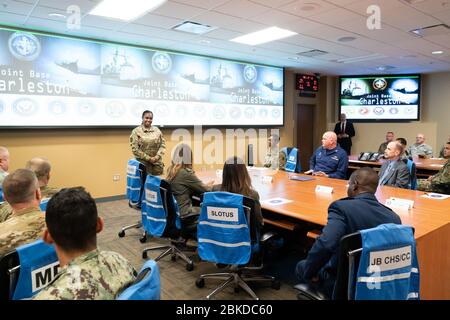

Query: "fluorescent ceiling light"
left=230, top=27, right=297, bottom=46
left=89, top=0, right=166, bottom=21
left=432, top=50, right=444, bottom=55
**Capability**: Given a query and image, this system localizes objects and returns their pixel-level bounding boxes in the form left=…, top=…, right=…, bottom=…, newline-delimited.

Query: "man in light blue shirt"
left=308, top=131, right=348, bottom=179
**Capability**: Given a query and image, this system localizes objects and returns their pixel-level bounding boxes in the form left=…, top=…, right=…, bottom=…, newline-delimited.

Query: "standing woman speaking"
left=130, top=110, right=166, bottom=175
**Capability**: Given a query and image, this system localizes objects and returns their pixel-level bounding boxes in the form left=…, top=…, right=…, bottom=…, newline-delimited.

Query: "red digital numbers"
left=296, top=74, right=318, bottom=92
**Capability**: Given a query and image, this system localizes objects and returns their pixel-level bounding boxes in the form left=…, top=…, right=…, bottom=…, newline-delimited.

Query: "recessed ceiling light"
left=432, top=50, right=444, bottom=55
left=296, top=3, right=321, bottom=11
left=89, top=0, right=166, bottom=21
left=199, top=39, right=211, bottom=44
left=288, top=56, right=301, bottom=61
left=375, top=65, right=395, bottom=71
left=337, top=36, right=357, bottom=42
left=48, top=13, right=66, bottom=19
left=230, top=27, right=297, bottom=46
left=172, top=21, right=216, bottom=35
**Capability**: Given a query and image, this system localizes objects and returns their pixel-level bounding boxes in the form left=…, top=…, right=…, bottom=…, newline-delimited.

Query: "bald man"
left=25, top=157, right=59, bottom=198
left=295, top=168, right=401, bottom=298
left=0, top=146, right=10, bottom=186
left=308, top=131, right=348, bottom=179
left=408, top=133, right=432, bottom=158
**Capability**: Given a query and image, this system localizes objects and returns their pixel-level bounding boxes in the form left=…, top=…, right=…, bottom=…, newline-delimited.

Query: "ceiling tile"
left=152, top=1, right=207, bottom=20
left=279, top=0, right=339, bottom=17
left=214, top=0, right=271, bottom=19
left=133, top=13, right=181, bottom=29
left=37, top=0, right=98, bottom=13
left=192, top=10, right=243, bottom=28
left=171, top=0, right=230, bottom=10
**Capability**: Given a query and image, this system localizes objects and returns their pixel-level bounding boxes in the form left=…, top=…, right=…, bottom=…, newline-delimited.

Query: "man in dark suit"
left=333, top=113, right=355, bottom=155
left=295, top=167, right=401, bottom=298
left=378, top=141, right=410, bottom=188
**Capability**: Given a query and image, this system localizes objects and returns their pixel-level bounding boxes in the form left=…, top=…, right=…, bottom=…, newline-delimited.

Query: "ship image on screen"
left=0, top=27, right=284, bottom=128
left=339, top=74, right=420, bottom=121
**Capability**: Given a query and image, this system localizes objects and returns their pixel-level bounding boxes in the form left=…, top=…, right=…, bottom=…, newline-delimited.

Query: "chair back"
left=141, top=175, right=181, bottom=238
left=281, top=147, right=301, bottom=173
left=0, top=188, right=4, bottom=203
left=39, top=198, right=50, bottom=211
left=0, top=239, right=59, bottom=300
left=197, top=192, right=253, bottom=265
left=334, top=224, right=419, bottom=300
left=116, top=259, right=160, bottom=300
left=126, top=159, right=146, bottom=208
left=407, top=160, right=417, bottom=190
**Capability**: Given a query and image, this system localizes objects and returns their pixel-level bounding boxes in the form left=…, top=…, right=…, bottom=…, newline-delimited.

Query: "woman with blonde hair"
left=212, top=156, right=263, bottom=231
left=167, top=143, right=213, bottom=233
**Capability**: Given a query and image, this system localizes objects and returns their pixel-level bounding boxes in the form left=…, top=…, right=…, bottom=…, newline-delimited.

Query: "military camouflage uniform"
left=33, top=250, right=136, bottom=300
left=130, top=125, right=166, bottom=176
left=0, top=185, right=59, bottom=223
left=0, top=206, right=44, bottom=256
left=417, top=160, right=450, bottom=194
left=408, top=143, right=433, bottom=158
left=264, top=148, right=280, bottom=169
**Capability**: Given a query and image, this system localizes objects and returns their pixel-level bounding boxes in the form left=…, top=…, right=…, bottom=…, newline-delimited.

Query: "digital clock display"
left=296, top=74, right=319, bottom=92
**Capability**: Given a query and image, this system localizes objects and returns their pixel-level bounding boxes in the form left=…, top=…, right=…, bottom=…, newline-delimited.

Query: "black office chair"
left=195, top=192, right=281, bottom=300
left=118, top=159, right=148, bottom=243
left=142, top=178, right=195, bottom=271
left=0, top=251, right=19, bottom=301
left=295, top=226, right=417, bottom=300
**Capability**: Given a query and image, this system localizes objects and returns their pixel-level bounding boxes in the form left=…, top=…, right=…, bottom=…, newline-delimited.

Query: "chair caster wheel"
left=271, top=280, right=281, bottom=290
left=118, top=230, right=125, bottom=238
left=195, top=278, right=205, bottom=288
left=142, top=251, right=148, bottom=259
left=234, top=287, right=240, bottom=293
left=186, top=262, right=194, bottom=271
left=139, top=235, right=147, bottom=243
left=171, top=255, right=177, bottom=262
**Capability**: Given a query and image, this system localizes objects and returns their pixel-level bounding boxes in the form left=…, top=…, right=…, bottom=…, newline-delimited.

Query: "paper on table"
left=430, top=164, right=444, bottom=167
left=261, top=198, right=293, bottom=206
left=421, top=193, right=450, bottom=200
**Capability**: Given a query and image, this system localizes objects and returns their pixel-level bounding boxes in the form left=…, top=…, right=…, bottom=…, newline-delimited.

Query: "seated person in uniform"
left=417, top=142, right=450, bottom=195
left=377, top=131, right=394, bottom=155
left=295, top=168, right=401, bottom=298
left=213, top=156, right=263, bottom=232
left=439, top=135, right=450, bottom=158
left=0, top=169, right=44, bottom=257
left=263, top=133, right=280, bottom=169
left=396, top=138, right=409, bottom=160
left=0, top=146, right=10, bottom=185
left=378, top=141, right=410, bottom=189
left=167, top=143, right=214, bottom=235
left=408, top=133, right=433, bottom=158
left=1, top=157, right=60, bottom=222
left=307, top=131, right=348, bottom=179
left=33, top=187, right=136, bottom=300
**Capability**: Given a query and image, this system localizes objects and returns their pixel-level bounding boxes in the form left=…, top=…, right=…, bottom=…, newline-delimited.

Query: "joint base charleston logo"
left=8, top=32, right=41, bottom=61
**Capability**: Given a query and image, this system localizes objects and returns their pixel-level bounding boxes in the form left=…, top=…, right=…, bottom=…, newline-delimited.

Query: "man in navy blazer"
left=333, top=113, right=355, bottom=155
left=295, top=167, right=401, bottom=298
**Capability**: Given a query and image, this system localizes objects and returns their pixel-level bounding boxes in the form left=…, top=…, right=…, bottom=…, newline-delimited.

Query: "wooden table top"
left=348, top=155, right=447, bottom=171
left=197, top=168, right=450, bottom=240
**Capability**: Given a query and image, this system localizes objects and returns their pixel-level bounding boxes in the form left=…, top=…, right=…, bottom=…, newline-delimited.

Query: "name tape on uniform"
left=368, top=245, right=412, bottom=273
left=385, top=197, right=414, bottom=210
left=146, top=190, right=158, bottom=202
left=31, top=261, right=60, bottom=292
left=289, top=155, right=295, bottom=161
left=207, top=206, right=238, bottom=222
left=127, top=165, right=137, bottom=175
left=262, top=176, right=273, bottom=183
left=315, top=185, right=334, bottom=194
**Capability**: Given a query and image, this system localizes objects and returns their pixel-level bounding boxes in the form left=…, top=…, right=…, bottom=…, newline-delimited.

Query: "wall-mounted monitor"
left=0, top=27, right=284, bottom=128
left=339, top=74, right=420, bottom=121
left=296, top=74, right=318, bottom=92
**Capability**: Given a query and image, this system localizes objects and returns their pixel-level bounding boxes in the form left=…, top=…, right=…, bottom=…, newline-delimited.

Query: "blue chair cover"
left=117, top=259, right=160, bottom=300
left=126, top=159, right=145, bottom=207
left=39, top=198, right=50, bottom=211
left=0, top=188, right=4, bottom=202
left=142, top=175, right=166, bottom=236
left=12, top=239, right=59, bottom=300
left=285, top=148, right=299, bottom=172
left=198, top=192, right=251, bottom=265
left=354, top=224, right=420, bottom=300
left=407, top=160, right=417, bottom=190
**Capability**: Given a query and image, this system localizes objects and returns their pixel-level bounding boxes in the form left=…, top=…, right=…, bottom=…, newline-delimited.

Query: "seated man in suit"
left=378, top=141, right=410, bottom=189
left=417, top=142, right=450, bottom=194
left=0, top=169, right=44, bottom=257
left=408, top=133, right=433, bottom=158
left=295, top=168, right=401, bottom=297
left=1, top=157, right=60, bottom=222
left=33, top=187, right=136, bottom=300
left=308, top=131, right=348, bottom=179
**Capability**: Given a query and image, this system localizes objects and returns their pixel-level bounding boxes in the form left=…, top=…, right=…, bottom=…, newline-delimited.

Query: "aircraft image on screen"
left=55, top=60, right=100, bottom=75
left=263, top=81, right=283, bottom=91
left=181, top=72, right=210, bottom=84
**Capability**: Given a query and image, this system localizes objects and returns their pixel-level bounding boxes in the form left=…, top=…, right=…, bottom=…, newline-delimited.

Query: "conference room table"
left=197, top=167, right=450, bottom=300
left=348, top=155, right=447, bottom=178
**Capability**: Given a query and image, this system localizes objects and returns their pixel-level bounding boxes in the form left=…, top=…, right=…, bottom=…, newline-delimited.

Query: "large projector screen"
left=0, top=27, right=284, bottom=128
left=339, top=74, right=420, bottom=122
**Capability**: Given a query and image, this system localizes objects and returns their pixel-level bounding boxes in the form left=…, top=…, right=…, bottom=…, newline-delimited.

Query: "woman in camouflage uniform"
left=130, top=110, right=166, bottom=175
